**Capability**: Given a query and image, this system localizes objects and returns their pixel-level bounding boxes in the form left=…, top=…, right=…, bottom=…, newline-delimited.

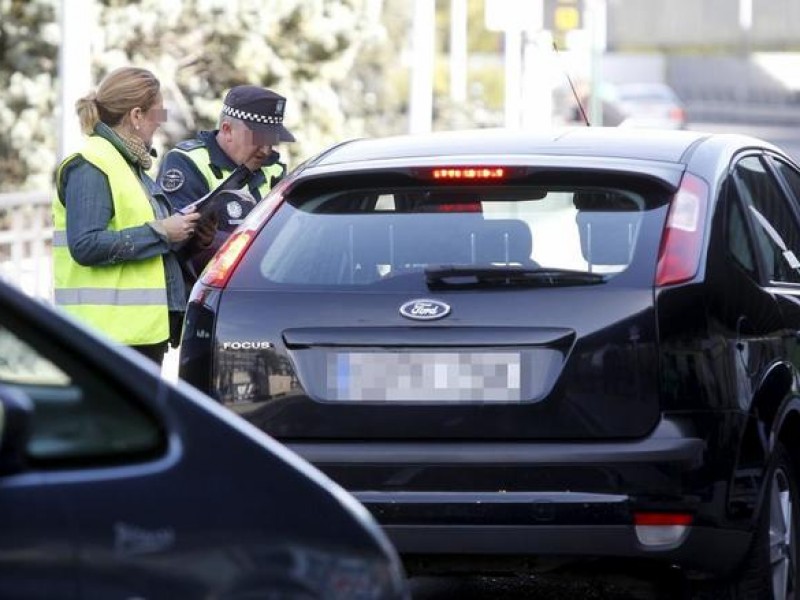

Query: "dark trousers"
left=131, top=341, right=168, bottom=366
left=129, top=312, right=184, bottom=368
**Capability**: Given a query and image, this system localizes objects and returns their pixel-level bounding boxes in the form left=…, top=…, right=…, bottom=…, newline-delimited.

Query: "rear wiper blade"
left=425, top=265, right=606, bottom=288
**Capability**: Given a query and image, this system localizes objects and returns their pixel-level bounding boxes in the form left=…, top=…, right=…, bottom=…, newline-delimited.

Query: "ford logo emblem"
left=399, top=299, right=451, bottom=321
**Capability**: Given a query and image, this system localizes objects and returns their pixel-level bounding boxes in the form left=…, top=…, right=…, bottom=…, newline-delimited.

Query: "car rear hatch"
left=212, top=164, right=682, bottom=441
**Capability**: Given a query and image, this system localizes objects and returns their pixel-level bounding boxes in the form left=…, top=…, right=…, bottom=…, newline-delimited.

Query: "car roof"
left=312, top=127, right=708, bottom=167
left=301, top=127, right=781, bottom=188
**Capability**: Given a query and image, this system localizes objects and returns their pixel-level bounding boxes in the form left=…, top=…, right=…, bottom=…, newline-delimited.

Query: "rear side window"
left=725, top=189, right=758, bottom=278
left=732, top=156, right=800, bottom=284
left=244, top=184, right=654, bottom=289
left=773, top=158, right=800, bottom=204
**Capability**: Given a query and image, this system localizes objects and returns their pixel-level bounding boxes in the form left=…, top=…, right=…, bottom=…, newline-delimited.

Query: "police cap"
left=222, top=85, right=296, bottom=143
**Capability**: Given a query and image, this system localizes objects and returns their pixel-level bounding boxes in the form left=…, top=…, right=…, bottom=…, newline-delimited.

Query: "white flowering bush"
left=0, top=0, right=403, bottom=191
left=93, top=0, right=394, bottom=170
left=0, top=0, right=59, bottom=191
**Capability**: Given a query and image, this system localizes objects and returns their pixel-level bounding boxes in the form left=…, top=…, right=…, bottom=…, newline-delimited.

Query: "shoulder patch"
left=160, top=168, right=185, bottom=192
left=176, top=138, right=206, bottom=151
left=226, top=200, right=243, bottom=220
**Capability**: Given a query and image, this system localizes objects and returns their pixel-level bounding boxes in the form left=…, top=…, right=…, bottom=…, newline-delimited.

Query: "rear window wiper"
left=424, top=265, right=607, bottom=289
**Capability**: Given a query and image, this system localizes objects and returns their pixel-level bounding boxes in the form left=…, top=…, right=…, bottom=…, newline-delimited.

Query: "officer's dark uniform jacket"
left=157, top=130, right=286, bottom=281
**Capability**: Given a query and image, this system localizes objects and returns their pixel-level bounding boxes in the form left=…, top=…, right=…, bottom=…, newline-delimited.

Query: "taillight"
left=634, top=512, right=693, bottom=547
left=432, top=202, right=482, bottom=213
left=415, top=166, right=525, bottom=183
left=200, top=183, right=286, bottom=288
left=634, top=512, right=693, bottom=526
left=201, top=229, right=256, bottom=288
left=432, top=167, right=506, bottom=180
left=669, top=106, right=686, bottom=123
left=655, top=172, right=709, bottom=286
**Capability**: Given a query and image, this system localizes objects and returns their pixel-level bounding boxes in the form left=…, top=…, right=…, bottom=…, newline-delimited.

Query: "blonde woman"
left=53, top=67, right=212, bottom=366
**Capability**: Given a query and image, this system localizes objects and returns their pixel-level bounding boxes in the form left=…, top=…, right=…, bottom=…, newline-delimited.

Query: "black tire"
left=691, top=442, right=799, bottom=599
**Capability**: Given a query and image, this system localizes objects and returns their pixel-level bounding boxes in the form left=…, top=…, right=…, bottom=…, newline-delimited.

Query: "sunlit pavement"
left=163, top=346, right=179, bottom=382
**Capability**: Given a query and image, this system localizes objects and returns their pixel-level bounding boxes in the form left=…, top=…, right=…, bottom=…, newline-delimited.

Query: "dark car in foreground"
left=180, top=126, right=800, bottom=597
left=0, top=279, right=406, bottom=599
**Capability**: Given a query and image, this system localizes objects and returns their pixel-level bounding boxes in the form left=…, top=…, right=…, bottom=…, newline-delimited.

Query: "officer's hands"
left=160, top=210, right=201, bottom=243
left=193, top=214, right=218, bottom=248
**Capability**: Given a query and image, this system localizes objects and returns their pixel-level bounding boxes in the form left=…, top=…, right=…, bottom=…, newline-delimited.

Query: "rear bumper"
left=352, top=489, right=748, bottom=578
left=289, top=437, right=704, bottom=467
left=381, top=522, right=748, bottom=577
left=287, top=433, right=750, bottom=575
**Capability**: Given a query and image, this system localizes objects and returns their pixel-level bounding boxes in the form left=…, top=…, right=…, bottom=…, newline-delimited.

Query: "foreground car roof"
left=309, top=127, right=748, bottom=168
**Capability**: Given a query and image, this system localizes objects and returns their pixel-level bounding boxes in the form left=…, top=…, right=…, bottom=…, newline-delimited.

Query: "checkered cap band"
left=222, top=103, right=283, bottom=124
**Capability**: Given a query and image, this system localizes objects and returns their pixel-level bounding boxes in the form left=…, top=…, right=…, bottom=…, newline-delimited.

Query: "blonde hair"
left=75, top=67, right=160, bottom=134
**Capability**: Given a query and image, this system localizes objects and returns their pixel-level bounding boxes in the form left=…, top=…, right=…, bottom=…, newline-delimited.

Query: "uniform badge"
left=160, top=168, right=185, bottom=192
left=226, top=201, right=243, bottom=219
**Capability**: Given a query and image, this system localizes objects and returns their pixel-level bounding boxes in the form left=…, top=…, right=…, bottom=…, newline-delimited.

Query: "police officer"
left=157, top=85, right=296, bottom=284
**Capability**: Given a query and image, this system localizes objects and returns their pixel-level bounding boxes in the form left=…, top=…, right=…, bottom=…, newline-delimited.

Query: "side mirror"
left=0, top=384, right=33, bottom=474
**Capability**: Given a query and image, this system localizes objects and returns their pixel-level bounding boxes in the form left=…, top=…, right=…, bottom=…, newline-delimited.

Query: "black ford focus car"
left=181, top=127, right=800, bottom=597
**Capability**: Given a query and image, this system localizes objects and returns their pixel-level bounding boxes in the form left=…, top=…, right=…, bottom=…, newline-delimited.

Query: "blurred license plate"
left=327, top=351, right=521, bottom=402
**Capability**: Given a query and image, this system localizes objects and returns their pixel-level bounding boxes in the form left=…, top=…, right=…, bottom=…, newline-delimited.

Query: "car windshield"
left=249, top=185, right=648, bottom=289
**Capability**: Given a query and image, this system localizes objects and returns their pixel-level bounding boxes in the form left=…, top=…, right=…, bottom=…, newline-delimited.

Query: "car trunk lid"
left=213, top=284, right=659, bottom=440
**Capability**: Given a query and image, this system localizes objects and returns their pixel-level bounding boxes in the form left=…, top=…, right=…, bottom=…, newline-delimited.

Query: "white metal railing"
left=0, top=191, right=53, bottom=301
left=0, top=190, right=181, bottom=379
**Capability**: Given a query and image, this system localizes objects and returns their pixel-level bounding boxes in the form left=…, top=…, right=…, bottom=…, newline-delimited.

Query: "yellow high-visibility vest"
left=177, top=145, right=283, bottom=198
left=52, top=135, right=169, bottom=345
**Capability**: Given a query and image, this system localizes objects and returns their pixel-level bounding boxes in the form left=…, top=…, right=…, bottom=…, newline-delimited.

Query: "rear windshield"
left=238, top=184, right=657, bottom=290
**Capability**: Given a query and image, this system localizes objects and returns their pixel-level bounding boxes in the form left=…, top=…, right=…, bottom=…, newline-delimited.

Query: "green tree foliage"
left=0, top=0, right=397, bottom=191
left=335, top=0, right=412, bottom=138
left=0, top=0, right=508, bottom=193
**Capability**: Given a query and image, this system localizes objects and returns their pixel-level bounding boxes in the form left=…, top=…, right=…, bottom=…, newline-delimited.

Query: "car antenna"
left=552, top=40, right=591, bottom=126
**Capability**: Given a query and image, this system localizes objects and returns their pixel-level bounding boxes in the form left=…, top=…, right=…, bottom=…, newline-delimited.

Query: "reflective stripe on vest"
left=53, top=288, right=167, bottom=306
left=177, top=145, right=283, bottom=198
left=52, top=135, right=169, bottom=346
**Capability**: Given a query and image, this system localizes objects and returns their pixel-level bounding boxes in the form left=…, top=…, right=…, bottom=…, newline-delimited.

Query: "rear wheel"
left=692, top=443, right=798, bottom=599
